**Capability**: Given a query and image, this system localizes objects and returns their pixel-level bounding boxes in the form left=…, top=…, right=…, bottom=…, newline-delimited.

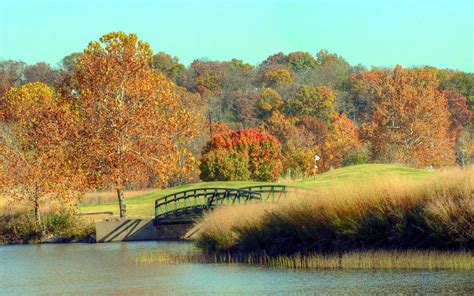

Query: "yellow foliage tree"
left=0, top=83, right=85, bottom=226
left=73, top=32, right=201, bottom=218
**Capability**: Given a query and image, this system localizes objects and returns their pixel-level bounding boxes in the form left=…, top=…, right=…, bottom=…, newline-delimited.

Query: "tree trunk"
left=34, top=199, right=42, bottom=226
left=33, top=193, right=44, bottom=237
left=117, top=189, right=126, bottom=218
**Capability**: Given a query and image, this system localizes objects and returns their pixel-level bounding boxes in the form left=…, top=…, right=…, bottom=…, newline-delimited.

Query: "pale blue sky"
left=1, top=0, right=473, bottom=71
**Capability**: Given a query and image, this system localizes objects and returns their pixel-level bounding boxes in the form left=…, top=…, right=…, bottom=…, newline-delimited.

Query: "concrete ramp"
left=95, top=219, right=193, bottom=242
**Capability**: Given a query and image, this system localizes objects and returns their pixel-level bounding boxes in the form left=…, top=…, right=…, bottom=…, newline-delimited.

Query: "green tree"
left=287, top=85, right=336, bottom=121
left=152, top=52, right=186, bottom=83
left=287, top=51, right=317, bottom=72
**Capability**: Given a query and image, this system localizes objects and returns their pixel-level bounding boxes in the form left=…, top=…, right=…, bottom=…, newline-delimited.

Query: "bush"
left=0, top=210, right=94, bottom=244
left=200, top=129, right=283, bottom=181
left=0, top=211, right=40, bottom=244
left=342, top=145, right=371, bottom=166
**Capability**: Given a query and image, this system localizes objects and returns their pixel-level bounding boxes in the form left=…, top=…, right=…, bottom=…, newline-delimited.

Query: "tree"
left=359, top=66, right=455, bottom=167
left=322, top=113, right=362, bottom=171
left=200, top=129, right=283, bottom=181
left=287, top=85, right=336, bottom=121
left=287, top=51, right=317, bottom=72
left=262, top=67, right=292, bottom=87
left=24, top=62, right=59, bottom=86
left=442, top=90, right=471, bottom=134
left=187, top=59, right=224, bottom=96
left=73, top=32, right=201, bottom=218
left=60, top=52, right=83, bottom=72
left=260, top=52, right=289, bottom=69
left=304, top=49, right=352, bottom=90
left=257, top=88, right=284, bottom=119
left=0, top=60, right=26, bottom=90
left=263, top=112, right=325, bottom=177
left=0, top=83, right=84, bottom=227
left=152, top=52, right=185, bottom=83
left=202, top=59, right=257, bottom=126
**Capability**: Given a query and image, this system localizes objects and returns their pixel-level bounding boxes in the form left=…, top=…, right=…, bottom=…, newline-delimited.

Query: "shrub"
left=342, top=145, right=371, bottom=166
left=0, top=210, right=94, bottom=244
left=200, top=129, right=283, bottom=181
left=0, top=211, right=39, bottom=243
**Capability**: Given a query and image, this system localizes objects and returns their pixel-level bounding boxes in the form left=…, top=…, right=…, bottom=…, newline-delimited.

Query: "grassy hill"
left=294, top=164, right=433, bottom=188
left=79, top=164, right=434, bottom=218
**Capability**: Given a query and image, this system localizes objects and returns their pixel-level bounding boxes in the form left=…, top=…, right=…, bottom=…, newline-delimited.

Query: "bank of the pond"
left=136, top=249, right=474, bottom=271
left=195, top=167, right=474, bottom=255
left=0, top=210, right=95, bottom=245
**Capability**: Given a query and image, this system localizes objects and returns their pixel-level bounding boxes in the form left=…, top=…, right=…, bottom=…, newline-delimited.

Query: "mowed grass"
left=79, top=164, right=434, bottom=219
left=293, top=163, right=434, bottom=188
left=79, top=181, right=275, bottom=218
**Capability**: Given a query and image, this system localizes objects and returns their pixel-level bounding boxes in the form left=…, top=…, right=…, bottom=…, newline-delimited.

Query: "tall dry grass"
left=196, top=167, right=473, bottom=255
left=80, top=189, right=155, bottom=205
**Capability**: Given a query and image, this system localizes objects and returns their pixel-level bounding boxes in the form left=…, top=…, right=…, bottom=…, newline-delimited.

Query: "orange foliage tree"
left=200, top=129, right=283, bottom=181
left=73, top=32, right=201, bottom=218
left=356, top=66, right=455, bottom=167
left=321, top=113, right=362, bottom=171
left=263, top=112, right=328, bottom=177
left=0, top=83, right=84, bottom=226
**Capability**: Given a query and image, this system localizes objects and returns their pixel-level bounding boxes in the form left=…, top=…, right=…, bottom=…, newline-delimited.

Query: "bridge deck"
left=154, top=185, right=286, bottom=224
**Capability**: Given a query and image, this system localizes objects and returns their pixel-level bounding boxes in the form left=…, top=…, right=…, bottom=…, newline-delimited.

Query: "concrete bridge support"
left=95, top=219, right=194, bottom=242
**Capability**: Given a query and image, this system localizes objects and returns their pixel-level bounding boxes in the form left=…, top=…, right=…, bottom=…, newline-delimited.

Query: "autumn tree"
left=0, top=83, right=84, bottom=226
left=321, top=113, right=362, bottom=171
left=287, top=51, right=317, bottom=72
left=73, top=32, right=201, bottom=218
left=358, top=66, right=455, bottom=167
left=263, top=112, right=325, bottom=177
left=152, top=52, right=186, bottom=83
left=60, top=52, right=83, bottom=72
left=442, top=90, right=471, bottom=135
left=187, top=59, right=224, bottom=96
left=260, top=52, right=289, bottom=69
left=0, top=60, right=26, bottom=91
left=303, top=49, right=352, bottom=90
left=206, top=121, right=233, bottom=138
left=257, top=88, right=284, bottom=120
left=440, top=72, right=474, bottom=106
left=24, top=62, right=59, bottom=86
left=200, top=129, right=283, bottom=181
left=287, top=85, right=336, bottom=121
left=262, top=67, right=292, bottom=88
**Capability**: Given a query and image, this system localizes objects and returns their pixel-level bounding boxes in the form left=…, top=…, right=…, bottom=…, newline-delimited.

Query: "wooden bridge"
left=154, top=185, right=286, bottom=224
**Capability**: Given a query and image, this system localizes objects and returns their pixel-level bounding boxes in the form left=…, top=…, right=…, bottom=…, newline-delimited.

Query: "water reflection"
left=0, top=242, right=473, bottom=295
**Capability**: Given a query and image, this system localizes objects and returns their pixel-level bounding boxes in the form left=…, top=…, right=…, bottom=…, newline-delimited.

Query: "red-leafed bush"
left=200, top=129, right=283, bottom=181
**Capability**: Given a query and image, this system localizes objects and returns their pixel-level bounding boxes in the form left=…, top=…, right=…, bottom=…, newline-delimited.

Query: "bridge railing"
left=239, top=185, right=287, bottom=202
left=154, top=188, right=262, bottom=224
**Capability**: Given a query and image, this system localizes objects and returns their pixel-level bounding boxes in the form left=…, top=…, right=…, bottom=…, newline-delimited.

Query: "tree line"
left=0, top=32, right=473, bottom=223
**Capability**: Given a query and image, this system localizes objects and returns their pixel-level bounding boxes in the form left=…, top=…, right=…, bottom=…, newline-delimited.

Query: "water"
left=0, top=242, right=473, bottom=295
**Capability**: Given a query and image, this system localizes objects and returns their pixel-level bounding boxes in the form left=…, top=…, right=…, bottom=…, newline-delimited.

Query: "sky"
left=1, top=0, right=473, bottom=71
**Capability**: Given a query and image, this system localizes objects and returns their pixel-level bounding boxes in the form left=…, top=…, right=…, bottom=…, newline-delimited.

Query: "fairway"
left=294, top=164, right=434, bottom=188
left=79, top=164, right=434, bottom=218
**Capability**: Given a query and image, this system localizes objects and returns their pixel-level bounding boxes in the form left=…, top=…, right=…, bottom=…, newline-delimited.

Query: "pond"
left=1, top=242, right=473, bottom=295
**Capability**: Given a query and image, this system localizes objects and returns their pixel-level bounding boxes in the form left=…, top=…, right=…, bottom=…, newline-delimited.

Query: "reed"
left=136, top=249, right=474, bottom=271
left=196, top=167, right=474, bottom=254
